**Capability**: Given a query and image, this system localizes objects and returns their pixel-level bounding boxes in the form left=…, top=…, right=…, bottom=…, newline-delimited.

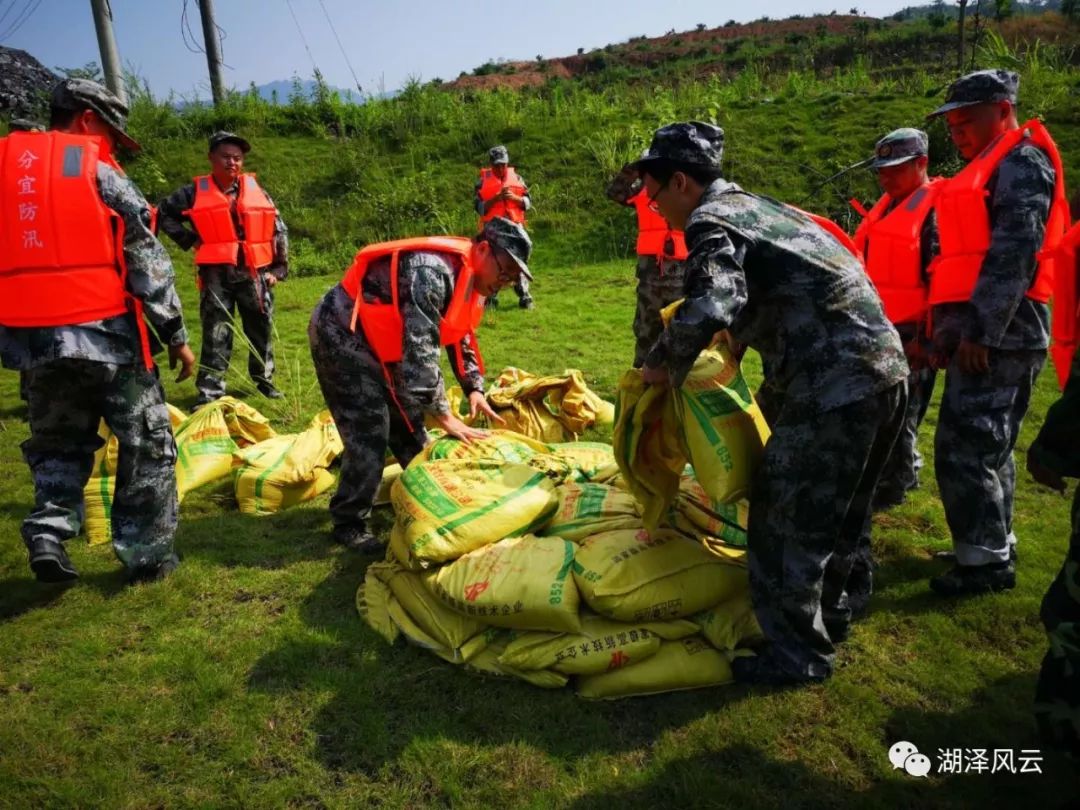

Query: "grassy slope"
left=0, top=242, right=1076, bottom=806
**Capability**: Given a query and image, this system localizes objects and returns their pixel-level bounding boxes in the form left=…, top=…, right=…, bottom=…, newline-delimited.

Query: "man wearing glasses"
left=632, top=122, right=909, bottom=685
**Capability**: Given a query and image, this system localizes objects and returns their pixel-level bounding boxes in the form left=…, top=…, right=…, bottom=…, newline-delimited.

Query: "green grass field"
left=0, top=247, right=1077, bottom=808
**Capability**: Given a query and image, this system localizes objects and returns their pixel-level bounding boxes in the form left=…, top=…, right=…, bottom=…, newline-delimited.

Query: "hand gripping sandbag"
left=391, top=459, right=558, bottom=564
left=576, top=636, right=735, bottom=699
left=497, top=612, right=699, bottom=676
left=573, top=528, right=749, bottom=622
left=539, top=482, right=642, bottom=542
left=426, top=534, right=583, bottom=633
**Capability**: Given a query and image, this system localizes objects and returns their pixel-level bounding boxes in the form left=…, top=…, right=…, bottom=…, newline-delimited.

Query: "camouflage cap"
left=482, top=216, right=533, bottom=280
left=50, top=78, right=140, bottom=152
left=488, top=144, right=509, bottom=164
left=8, top=118, right=44, bottom=132
left=870, top=128, right=928, bottom=168
left=209, top=130, right=251, bottom=153
left=631, top=121, right=724, bottom=171
left=928, top=69, right=1019, bottom=118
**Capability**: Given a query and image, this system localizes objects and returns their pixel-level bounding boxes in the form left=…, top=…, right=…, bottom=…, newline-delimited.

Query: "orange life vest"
left=0, top=131, right=152, bottom=368
left=929, top=120, right=1067, bottom=308
left=852, top=179, right=941, bottom=325
left=1050, top=221, right=1080, bottom=388
left=629, top=189, right=687, bottom=261
left=184, top=173, right=277, bottom=271
left=340, top=236, right=486, bottom=381
left=477, top=166, right=527, bottom=225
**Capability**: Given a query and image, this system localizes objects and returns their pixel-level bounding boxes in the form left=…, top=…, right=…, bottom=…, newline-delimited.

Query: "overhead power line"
left=284, top=0, right=319, bottom=74
left=0, top=0, right=44, bottom=43
left=317, top=0, right=362, bottom=95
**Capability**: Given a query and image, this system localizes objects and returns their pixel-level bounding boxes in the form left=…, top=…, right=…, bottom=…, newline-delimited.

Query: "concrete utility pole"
left=198, top=0, right=226, bottom=106
left=89, top=0, right=126, bottom=103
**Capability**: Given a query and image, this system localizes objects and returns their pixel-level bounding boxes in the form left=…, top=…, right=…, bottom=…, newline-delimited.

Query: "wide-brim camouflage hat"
left=482, top=216, right=532, bottom=279
left=928, top=69, right=1019, bottom=118
left=631, top=121, right=724, bottom=170
left=209, top=131, right=251, bottom=153
left=871, top=127, right=928, bottom=168
left=489, top=144, right=510, bottom=164
left=50, top=78, right=141, bottom=152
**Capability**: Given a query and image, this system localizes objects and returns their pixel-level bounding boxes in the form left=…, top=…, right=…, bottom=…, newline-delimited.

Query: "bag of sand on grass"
left=391, top=459, right=558, bottom=564
left=576, top=636, right=735, bottom=699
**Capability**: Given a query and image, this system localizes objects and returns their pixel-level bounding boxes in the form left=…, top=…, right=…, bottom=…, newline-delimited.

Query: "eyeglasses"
left=494, top=250, right=518, bottom=283
left=646, top=178, right=670, bottom=213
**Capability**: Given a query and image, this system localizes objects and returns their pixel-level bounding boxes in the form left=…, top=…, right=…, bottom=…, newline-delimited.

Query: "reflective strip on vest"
left=340, top=236, right=486, bottom=376
left=184, top=173, right=277, bottom=270
left=478, top=167, right=527, bottom=225
left=629, top=189, right=687, bottom=260
left=853, top=181, right=940, bottom=325
left=0, top=131, right=130, bottom=329
left=929, top=120, right=1066, bottom=307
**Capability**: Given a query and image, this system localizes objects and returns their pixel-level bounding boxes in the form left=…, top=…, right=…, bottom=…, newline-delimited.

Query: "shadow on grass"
left=245, top=549, right=756, bottom=776
left=0, top=569, right=129, bottom=619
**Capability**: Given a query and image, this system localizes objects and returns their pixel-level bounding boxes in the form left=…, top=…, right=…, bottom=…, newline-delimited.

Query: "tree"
left=957, top=0, right=969, bottom=73
left=993, top=0, right=1013, bottom=19
left=696, top=22, right=707, bottom=31
left=850, top=7, right=860, bottom=14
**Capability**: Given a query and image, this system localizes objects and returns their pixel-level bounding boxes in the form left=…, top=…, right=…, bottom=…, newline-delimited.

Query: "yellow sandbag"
left=466, top=630, right=569, bottom=689
left=670, top=469, right=749, bottom=548
left=417, top=429, right=550, bottom=465
left=674, top=347, right=770, bottom=504
left=386, top=596, right=490, bottom=664
left=216, top=395, right=277, bottom=447
left=548, top=442, right=617, bottom=483
left=613, top=370, right=685, bottom=528
left=498, top=613, right=678, bottom=675
left=576, top=636, right=735, bottom=699
left=356, top=567, right=399, bottom=645
left=386, top=519, right=425, bottom=571
left=540, top=482, right=641, bottom=542
left=487, top=367, right=616, bottom=441
left=694, top=593, right=764, bottom=651
left=233, top=414, right=343, bottom=515
left=365, top=561, right=488, bottom=655
left=426, top=535, right=582, bottom=633
left=166, top=404, right=187, bottom=429
left=174, top=404, right=239, bottom=499
left=392, top=459, right=558, bottom=564
left=375, top=463, right=403, bottom=506
left=83, top=421, right=118, bottom=546
left=573, top=528, right=748, bottom=621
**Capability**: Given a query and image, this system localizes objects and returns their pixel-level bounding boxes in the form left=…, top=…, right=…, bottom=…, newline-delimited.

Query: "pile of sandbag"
left=433, top=368, right=616, bottom=442
left=82, top=398, right=346, bottom=543
left=358, top=420, right=766, bottom=699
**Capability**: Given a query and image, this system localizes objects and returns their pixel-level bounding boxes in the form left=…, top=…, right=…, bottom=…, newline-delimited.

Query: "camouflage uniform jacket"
left=157, top=178, right=289, bottom=284
left=932, top=140, right=1054, bottom=352
left=329, top=250, right=484, bottom=416
left=645, top=179, right=908, bottom=412
left=0, top=161, right=187, bottom=370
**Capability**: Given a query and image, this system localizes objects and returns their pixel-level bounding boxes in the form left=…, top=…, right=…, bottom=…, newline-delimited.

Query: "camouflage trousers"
left=1035, top=484, right=1080, bottom=758
left=876, top=365, right=937, bottom=498
left=21, top=359, right=178, bottom=571
left=632, top=255, right=686, bottom=368
left=197, top=269, right=275, bottom=401
left=487, top=273, right=531, bottom=307
left=748, top=382, right=907, bottom=680
left=309, top=286, right=427, bottom=531
left=935, top=349, right=1044, bottom=566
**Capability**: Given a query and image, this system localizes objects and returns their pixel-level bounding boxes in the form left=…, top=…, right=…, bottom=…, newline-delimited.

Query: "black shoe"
left=485, top=296, right=500, bottom=309
left=730, top=647, right=826, bottom=686
left=519, top=298, right=534, bottom=310
left=27, top=536, right=79, bottom=583
left=332, top=525, right=384, bottom=554
left=825, top=621, right=851, bottom=644
left=929, top=562, right=1015, bottom=597
left=127, top=553, right=181, bottom=586
left=934, top=547, right=1017, bottom=564
left=256, top=382, right=284, bottom=400
left=871, top=488, right=906, bottom=512
left=192, top=394, right=222, bottom=411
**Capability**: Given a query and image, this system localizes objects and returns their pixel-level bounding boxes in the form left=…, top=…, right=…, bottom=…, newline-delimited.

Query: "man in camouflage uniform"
left=606, top=159, right=688, bottom=368
left=859, top=128, right=940, bottom=510
left=632, top=122, right=908, bottom=684
left=158, top=131, right=289, bottom=407
left=1027, top=346, right=1080, bottom=758
left=0, top=79, right=195, bottom=584
left=475, top=145, right=533, bottom=309
left=926, top=70, right=1056, bottom=596
left=309, top=217, right=531, bottom=553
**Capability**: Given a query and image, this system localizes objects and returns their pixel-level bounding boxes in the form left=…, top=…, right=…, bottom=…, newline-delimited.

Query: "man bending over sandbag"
left=631, top=122, right=909, bottom=685
left=309, top=218, right=531, bottom=553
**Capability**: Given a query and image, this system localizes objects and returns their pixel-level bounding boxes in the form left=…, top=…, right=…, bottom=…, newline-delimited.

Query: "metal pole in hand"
left=89, top=0, right=126, bottom=103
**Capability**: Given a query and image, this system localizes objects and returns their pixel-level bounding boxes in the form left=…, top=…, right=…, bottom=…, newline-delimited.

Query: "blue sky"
left=5, top=0, right=912, bottom=98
